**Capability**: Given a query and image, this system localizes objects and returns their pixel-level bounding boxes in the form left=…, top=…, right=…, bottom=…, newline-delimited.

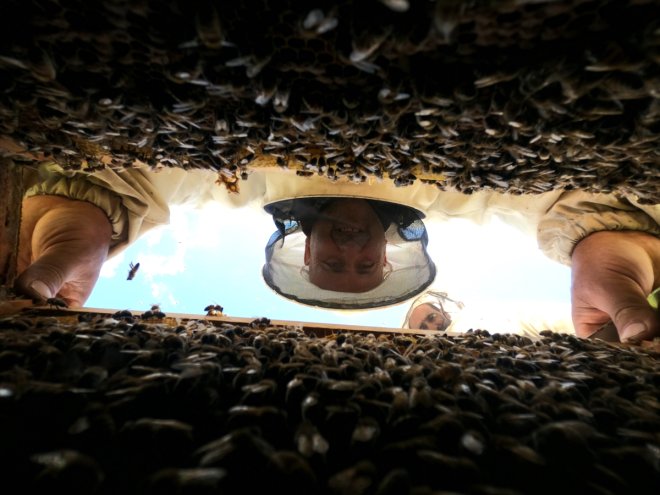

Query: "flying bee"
left=127, top=262, right=140, bottom=280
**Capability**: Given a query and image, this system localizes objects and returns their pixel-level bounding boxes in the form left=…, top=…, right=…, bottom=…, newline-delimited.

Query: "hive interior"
left=0, top=2, right=659, bottom=492
left=0, top=0, right=658, bottom=201
left=0, top=310, right=658, bottom=494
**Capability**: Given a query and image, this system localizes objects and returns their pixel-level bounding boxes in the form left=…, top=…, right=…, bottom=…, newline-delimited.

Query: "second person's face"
left=407, top=303, right=452, bottom=331
left=304, top=199, right=387, bottom=292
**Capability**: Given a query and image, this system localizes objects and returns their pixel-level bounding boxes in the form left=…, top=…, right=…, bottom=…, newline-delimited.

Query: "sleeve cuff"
left=25, top=168, right=128, bottom=246
left=538, top=192, right=660, bottom=265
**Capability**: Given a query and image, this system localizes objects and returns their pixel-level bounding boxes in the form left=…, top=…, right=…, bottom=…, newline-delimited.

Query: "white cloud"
left=142, top=202, right=279, bottom=263
left=99, top=250, right=125, bottom=278
left=168, top=204, right=225, bottom=249
left=150, top=282, right=163, bottom=299
left=167, top=293, right=179, bottom=307
left=144, top=224, right=166, bottom=246
left=424, top=216, right=570, bottom=305
left=147, top=282, right=179, bottom=311
left=139, top=254, right=185, bottom=277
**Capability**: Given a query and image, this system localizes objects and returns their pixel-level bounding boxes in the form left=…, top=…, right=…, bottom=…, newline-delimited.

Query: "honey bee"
left=215, top=170, right=240, bottom=194
left=142, top=304, right=166, bottom=319
left=250, top=317, right=271, bottom=328
left=127, top=262, right=140, bottom=280
left=46, top=297, right=68, bottom=309
left=113, top=309, right=134, bottom=320
left=204, top=304, right=224, bottom=316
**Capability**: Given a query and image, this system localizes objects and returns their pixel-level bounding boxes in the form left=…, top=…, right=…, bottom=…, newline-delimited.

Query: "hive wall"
left=0, top=0, right=658, bottom=201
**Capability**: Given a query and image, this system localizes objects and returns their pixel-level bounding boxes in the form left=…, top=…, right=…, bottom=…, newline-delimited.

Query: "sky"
left=86, top=202, right=573, bottom=331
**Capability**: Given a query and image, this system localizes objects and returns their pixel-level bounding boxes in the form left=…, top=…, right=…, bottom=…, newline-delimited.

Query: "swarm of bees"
left=0, top=0, right=658, bottom=203
left=0, top=318, right=657, bottom=494
left=127, top=262, right=140, bottom=281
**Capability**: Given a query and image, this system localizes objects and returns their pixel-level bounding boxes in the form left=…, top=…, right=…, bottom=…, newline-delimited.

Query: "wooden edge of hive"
left=0, top=158, right=23, bottom=288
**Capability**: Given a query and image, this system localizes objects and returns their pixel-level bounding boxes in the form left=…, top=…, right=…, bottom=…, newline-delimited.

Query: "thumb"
left=14, top=253, right=93, bottom=308
left=15, top=196, right=112, bottom=307
left=617, top=288, right=660, bottom=343
left=14, top=259, right=65, bottom=303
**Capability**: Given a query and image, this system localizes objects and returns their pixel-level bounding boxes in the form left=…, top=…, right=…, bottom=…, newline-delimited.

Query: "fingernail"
left=29, top=280, right=52, bottom=300
left=621, top=322, right=647, bottom=343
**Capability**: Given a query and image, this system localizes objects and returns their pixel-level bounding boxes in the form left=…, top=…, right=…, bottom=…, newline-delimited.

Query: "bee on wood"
left=112, top=309, right=134, bottom=321
left=145, top=304, right=166, bottom=319
left=250, top=317, right=271, bottom=328
left=141, top=308, right=166, bottom=319
left=204, top=304, right=224, bottom=316
left=46, top=297, right=68, bottom=309
left=127, top=262, right=140, bottom=280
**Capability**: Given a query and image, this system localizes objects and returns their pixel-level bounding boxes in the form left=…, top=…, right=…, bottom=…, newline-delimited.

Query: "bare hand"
left=571, top=231, right=660, bottom=342
left=15, top=195, right=112, bottom=307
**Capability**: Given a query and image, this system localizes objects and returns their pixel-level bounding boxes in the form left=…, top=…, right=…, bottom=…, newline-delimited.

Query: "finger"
left=571, top=302, right=612, bottom=338
left=56, top=279, right=95, bottom=308
left=572, top=276, right=658, bottom=341
left=14, top=263, right=95, bottom=308
left=586, top=322, right=620, bottom=342
left=615, top=300, right=659, bottom=343
left=572, top=283, right=660, bottom=341
left=570, top=264, right=643, bottom=338
left=571, top=231, right=659, bottom=341
left=14, top=260, right=63, bottom=302
left=16, top=197, right=112, bottom=307
left=14, top=248, right=101, bottom=308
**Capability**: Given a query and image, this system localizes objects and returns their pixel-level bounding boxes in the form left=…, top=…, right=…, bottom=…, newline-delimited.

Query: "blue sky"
left=86, top=203, right=573, bottom=330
